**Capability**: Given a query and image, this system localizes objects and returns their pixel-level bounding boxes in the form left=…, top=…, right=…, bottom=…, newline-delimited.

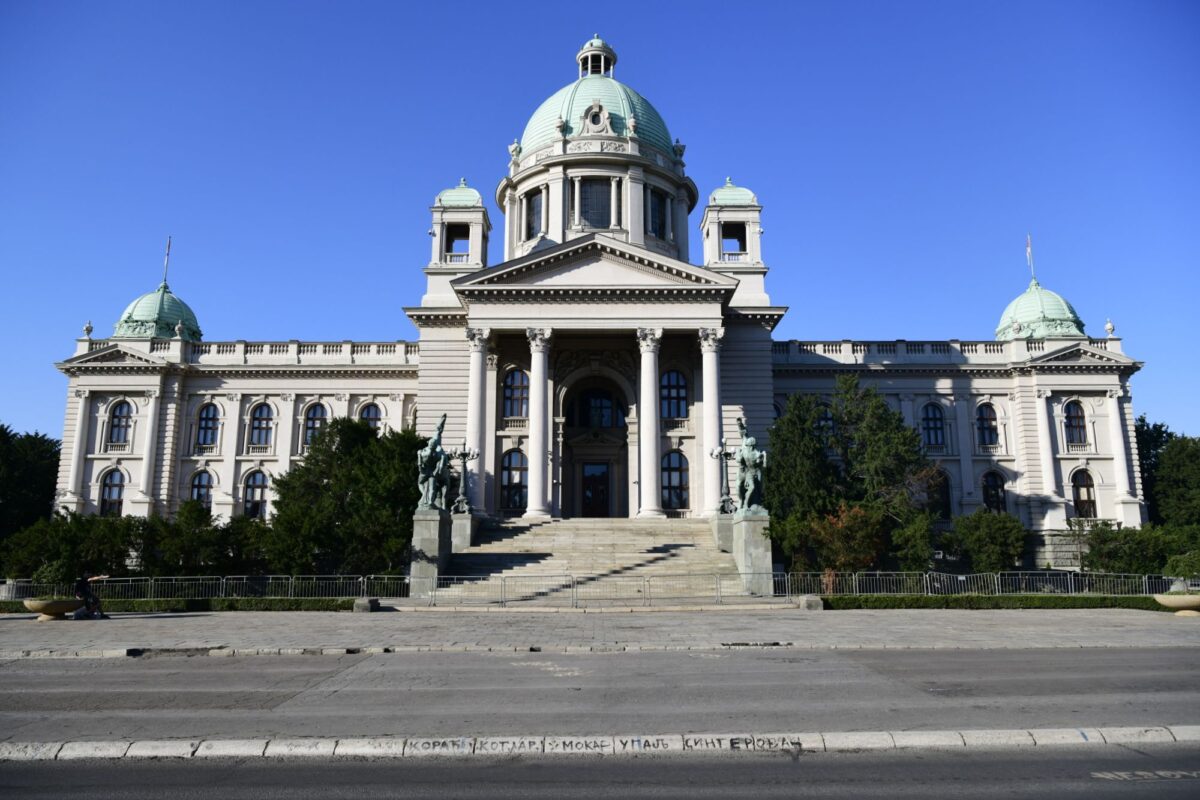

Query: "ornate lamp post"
left=708, top=438, right=736, bottom=514
left=450, top=440, right=479, bottom=515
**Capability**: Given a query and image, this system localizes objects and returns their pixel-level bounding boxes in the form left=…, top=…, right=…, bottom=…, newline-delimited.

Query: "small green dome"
left=435, top=178, right=482, bottom=207
left=520, top=77, right=673, bottom=156
left=995, top=278, right=1086, bottom=341
left=113, top=282, right=202, bottom=342
left=709, top=177, right=758, bottom=206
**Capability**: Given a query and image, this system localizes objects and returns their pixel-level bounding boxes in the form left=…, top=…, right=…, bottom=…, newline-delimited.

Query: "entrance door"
left=581, top=463, right=610, bottom=517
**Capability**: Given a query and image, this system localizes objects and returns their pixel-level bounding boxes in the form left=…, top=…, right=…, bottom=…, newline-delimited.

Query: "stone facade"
left=54, top=37, right=1145, bottom=551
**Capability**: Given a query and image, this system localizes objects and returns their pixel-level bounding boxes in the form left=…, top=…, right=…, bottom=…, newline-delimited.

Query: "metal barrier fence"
left=0, top=571, right=1185, bottom=608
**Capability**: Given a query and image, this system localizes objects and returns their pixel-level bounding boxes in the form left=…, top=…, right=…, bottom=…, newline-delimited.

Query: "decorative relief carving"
left=73, top=388, right=89, bottom=399
left=334, top=393, right=348, bottom=402
left=698, top=327, right=725, bottom=353
left=279, top=393, right=294, bottom=402
left=566, top=141, right=594, bottom=153
left=225, top=393, right=241, bottom=403
left=579, top=101, right=612, bottom=135
left=636, top=328, right=663, bottom=354
left=600, top=141, right=627, bottom=153
left=553, top=349, right=636, bottom=385
left=486, top=353, right=499, bottom=370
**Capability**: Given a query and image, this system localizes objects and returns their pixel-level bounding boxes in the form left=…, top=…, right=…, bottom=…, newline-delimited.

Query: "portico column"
left=66, top=388, right=90, bottom=506
left=637, top=327, right=664, bottom=517
left=699, top=328, right=724, bottom=515
left=524, top=328, right=552, bottom=517
left=139, top=388, right=161, bottom=506
left=1107, top=388, right=1133, bottom=499
left=465, top=328, right=490, bottom=510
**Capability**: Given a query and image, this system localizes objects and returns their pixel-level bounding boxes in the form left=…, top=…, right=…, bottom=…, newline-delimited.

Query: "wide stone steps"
left=436, top=517, right=747, bottom=604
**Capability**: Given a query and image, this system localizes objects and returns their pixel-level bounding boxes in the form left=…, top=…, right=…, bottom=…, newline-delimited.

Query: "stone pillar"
left=899, top=394, right=916, bottom=427
left=1107, top=388, right=1133, bottom=499
left=139, top=388, right=162, bottom=505
left=732, top=510, right=772, bottom=595
left=65, top=388, right=90, bottom=508
left=519, top=194, right=527, bottom=241
left=464, top=327, right=490, bottom=510
left=1036, top=389, right=1059, bottom=498
left=954, top=393, right=976, bottom=511
left=665, top=195, right=674, bottom=242
left=699, top=327, right=724, bottom=515
left=610, top=177, right=619, bottom=228
left=637, top=327, right=664, bottom=517
left=572, top=177, right=581, bottom=228
left=409, top=509, right=451, bottom=597
left=540, top=184, right=549, bottom=234
left=524, top=328, right=552, bottom=518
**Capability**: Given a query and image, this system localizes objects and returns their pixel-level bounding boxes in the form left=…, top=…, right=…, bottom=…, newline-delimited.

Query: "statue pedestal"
left=732, top=509, right=773, bottom=596
left=410, top=509, right=451, bottom=597
left=451, top=513, right=478, bottom=553
left=711, top=513, right=733, bottom=553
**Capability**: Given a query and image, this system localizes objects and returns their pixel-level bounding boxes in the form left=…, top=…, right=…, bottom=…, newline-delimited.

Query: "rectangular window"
left=579, top=178, right=610, bottom=228
left=445, top=223, right=469, bottom=254
left=524, top=191, right=542, bottom=240
left=721, top=222, right=747, bottom=254
left=646, top=188, right=667, bottom=238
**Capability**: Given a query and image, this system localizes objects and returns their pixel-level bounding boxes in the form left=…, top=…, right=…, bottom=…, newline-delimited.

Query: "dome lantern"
left=576, top=34, right=617, bottom=78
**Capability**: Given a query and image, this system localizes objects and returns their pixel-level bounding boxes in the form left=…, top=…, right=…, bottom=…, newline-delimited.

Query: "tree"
left=946, top=510, right=1026, bottom=573
left=0, top=424, right=60, bottom=544
left=266, top=419, right=423, bottom=574
left=1083, top=523, right=1200, bottom=575
left=1155, top=436, right=1200, bottom=527
left=765, top=375, right=935, bottom=571
left=1135, top=415, right=1177, bottom=524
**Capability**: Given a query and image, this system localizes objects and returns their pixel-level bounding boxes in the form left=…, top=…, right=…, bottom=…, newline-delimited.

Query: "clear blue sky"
left=1, top=1, right=1196, bottom=437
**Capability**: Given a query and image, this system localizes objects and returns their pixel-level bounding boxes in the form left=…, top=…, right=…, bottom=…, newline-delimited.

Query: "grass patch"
left=0, top=598, right=355, bottom=613
left=821, top=594, right=1168, bottom=611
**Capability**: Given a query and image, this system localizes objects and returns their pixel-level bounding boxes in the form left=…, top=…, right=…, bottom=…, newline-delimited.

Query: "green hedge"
left=0, top=598, right=355, bottom=614
left=821, top=594, right=1168, bottom=611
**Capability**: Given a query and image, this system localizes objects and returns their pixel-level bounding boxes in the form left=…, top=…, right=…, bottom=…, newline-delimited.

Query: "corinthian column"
left=465, top=327, right=490, bottom=510
left=524, top=328, right=552, bottom=517
left=699, top=327, right=724, bottom=515
left=637, top=327, right=664, bottom=517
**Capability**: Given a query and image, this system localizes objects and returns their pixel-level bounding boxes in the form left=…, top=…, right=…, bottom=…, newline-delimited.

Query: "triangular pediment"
left=59, top=343, right=168, bottom=369
left=451, top=234, right=737, bottom=296
left=1028, top=341, right=1136, bottom=367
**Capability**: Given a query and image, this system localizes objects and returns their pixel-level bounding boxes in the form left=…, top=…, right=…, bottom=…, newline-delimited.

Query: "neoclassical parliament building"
left=54, top=37, right=1146, bottom=555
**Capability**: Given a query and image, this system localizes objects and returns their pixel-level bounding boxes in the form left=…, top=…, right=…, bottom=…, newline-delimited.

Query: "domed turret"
left=113, top=282, right=203, bottom=342
left=709, top=177, right=758, bottom=206
left=995, top=278, right=1085, bottom=340
left=519, top=36, right=673, bottom=156
left=435, top=178, right=483, bottom=208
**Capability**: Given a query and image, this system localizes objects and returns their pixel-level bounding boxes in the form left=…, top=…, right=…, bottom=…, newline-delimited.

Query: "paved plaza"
left=2, top=608, right=1198, bottom=657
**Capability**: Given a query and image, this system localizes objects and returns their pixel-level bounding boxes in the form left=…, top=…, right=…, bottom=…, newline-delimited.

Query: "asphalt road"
left=3, top=748, right=1200, bottom=799
left=1, top=647, right=1196, bottom=740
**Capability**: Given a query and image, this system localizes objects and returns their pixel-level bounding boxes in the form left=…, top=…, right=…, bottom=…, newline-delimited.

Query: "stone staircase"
left=434, top=517, right=751, bottom=606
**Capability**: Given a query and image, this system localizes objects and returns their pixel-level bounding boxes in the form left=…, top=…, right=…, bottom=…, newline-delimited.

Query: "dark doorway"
left=581, top=463, right=610, bottom=517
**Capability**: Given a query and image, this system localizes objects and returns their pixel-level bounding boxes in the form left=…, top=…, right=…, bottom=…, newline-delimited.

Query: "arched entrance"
left=559, top=377, right=631, bottom=518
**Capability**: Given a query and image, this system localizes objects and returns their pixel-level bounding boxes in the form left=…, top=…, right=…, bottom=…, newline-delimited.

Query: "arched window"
left=250, top=404, right=273, bottom=447
left=661, top=451, right=690, bottom=510
left=359, top=403, right=381, bottom=431
left=109, top=401, right=132, bottom=444
left=930, top=470, right=953, bottom=521
left=100, top=470, right=124, bottom=516
left=244, top=470, right=268, bottom=520
left=976, top=403, right=999, bottom=447
left=196, top=403, right=219, bottom=448
left=190, top=471, right=213, bottom=508
left=503, top=370, right=529, bottom=418
left=573, top=388, right=625, bottom=428
left=304, top=404, right=327, bottom=446
left=1064, top=400, right=1088, bottom=445
left=921, top=403, right=945, bottom=449
left=982, top=471, right=1007, bottom=513
left=500, top=450, right=527, bottom=511
left=660, top=371, right=688, bottom=419
left=1072, top=470, right=1097, bottom=518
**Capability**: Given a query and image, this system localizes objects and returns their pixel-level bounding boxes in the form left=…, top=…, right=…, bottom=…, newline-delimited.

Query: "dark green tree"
left=0, top=424, right=61, bottom=543
left=765, top=375, right=935, bottom=571
left=266, top=419, right=423, bottom=574
left=1135, top=415, right=1177, bottom=524
left=945, top=510, right=1027, bottom=573
left=1155, top=436, right=1200, bottom=527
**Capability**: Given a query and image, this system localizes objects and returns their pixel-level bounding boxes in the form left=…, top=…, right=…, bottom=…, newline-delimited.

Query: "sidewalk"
left=2, top=608, right=1198, bottom=657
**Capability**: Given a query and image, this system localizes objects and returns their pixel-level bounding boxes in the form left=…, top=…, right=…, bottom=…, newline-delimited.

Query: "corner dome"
left=995, top=278, right=1085, bottom=341
left=435, top=178, right=483, bottom=207
left=113, top=282, right=202, bottom=342
left=709, top=177, right=758, bottom=206
left=519, top=38, right=673, bottom=157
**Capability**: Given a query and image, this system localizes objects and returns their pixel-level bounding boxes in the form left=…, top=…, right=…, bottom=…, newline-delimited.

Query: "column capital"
left=466, top=327, right=492, bottom=352
left=526, top=327, right=553, bottom=352
left=1106, top=387, right=1126, bottom=400
left=698, top=327, right=724, bottom=352
left=637, top=327, right=663, bottom=353
left=1036, top=388, right=1052, bottom=399
left=73, top=388, right=90, bottom=399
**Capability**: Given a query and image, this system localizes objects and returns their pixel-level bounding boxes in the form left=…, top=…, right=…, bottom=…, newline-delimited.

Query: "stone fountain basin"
left=1153, top=593, right=1200, bottom=615
left=23, top=598, right=85, bottom=622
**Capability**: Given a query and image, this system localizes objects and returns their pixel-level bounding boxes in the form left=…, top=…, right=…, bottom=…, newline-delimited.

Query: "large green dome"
left=113, top=282, right=203, bottom=342
left=995, top=278, right=1085, bottom=341
left=520, top=73, right=673, bottom=156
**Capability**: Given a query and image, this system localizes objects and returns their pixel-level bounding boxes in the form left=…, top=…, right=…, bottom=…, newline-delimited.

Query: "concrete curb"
left=1, top=726, right=1194, bottom=761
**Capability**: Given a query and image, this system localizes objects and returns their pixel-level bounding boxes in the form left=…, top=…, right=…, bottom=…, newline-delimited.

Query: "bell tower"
left=701, top=178, right=771, bottom=306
